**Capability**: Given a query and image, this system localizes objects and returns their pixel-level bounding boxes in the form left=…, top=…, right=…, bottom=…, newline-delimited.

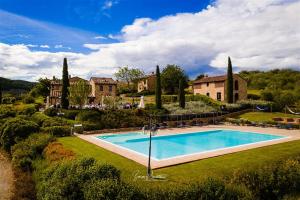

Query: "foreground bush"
left=0, top=105, right=16, bottom=119
left=11, top=133, right=54, bottom=171
left=42, top=126, right=71, bottom=137
left=44, top=107, right=58, bottom=117
left=231, top=158, right=300, bottom=200
left=36, top=157, right=121, bottom=200
left=0, top=118, right=39, bottom=152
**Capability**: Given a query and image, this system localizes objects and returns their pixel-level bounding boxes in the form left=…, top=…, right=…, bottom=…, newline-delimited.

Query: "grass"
left=237, top=112, right=299, bottom=122
left=247, top=89, right=262, bottom=96
left=59, top=136, right=300, bottom=188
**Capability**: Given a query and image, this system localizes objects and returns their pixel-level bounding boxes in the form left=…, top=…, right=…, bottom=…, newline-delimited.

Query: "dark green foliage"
left=261, top=90, right=273, bottom=101
left=29, top=78, right=51, bottom=98
left=145, top=103, right=169, bottom=115
left=155, top=65, right=162, bottom=109
left=42, top=126, right=71, bottom=137
left=83, top=179, right=144, bottom=200
left=231, top=158, right=300, bottom=200
left=161, top=64, right=189, bottom=94
left=0, top=105, right=16, bottom=119
left=62, top=109, right=80, bottom=120
left=19, top=105, right=37, bottom=116
left=226, top=57, right=234, bottom=103
left=44, top=107, right=58, bottom=117
left=22, top=95, right=35, bottom=104
left=11, top=133, right=54, bottom=171
left=0, top=83, right=2, bottom=104
left=36, top=158, right=121, bottom=200
left=0, top=118, right=39, bottom=152
left=247, top=94, right=260, bottom=100
left=61, top=58, right=70, bottom=109
left=41, top=117, right=73, bottom=128
left=31, top=112, right=50, bottom=126
left=179, top=78, right=185, bottom=108
left=76, top=110, right=102, bottom=122
left=1, top=96, right=16, bottom=104
left=0, top=77, right=35, bottom=91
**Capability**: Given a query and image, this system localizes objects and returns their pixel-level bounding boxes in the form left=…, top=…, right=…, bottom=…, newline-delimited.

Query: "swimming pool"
left=96, top=130, right=286, bottom=160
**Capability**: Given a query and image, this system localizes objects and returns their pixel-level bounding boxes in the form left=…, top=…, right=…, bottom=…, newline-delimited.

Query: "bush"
left=0, top=105, right=16, bottom=119
left=42, top=117, right=73, bottom=127
left=43, top=142, right=75, bottom=163
left=82, top=122, right=103, bottom=131
left=18, top=105, right=37, bottom=116
left=12, top=168, right=36, bottom=200
left=0, top=118, right=39, bottom=152
left=231, top=159, right=300, bottom=200
left=62, top=109, right=80, bottom=120
left=247, top=94, right=261, bottom=100
left=31, top=112, right=50, bottom=126
left=36, top=158, right=120, bottom=200
left=22, top=95, right=35, bottom=104
left=1, top=96, right=16, bottom=104
left=76, top=110, right=102, bottom=122
left=44, top=107, right=58, bottom=117
left=11, top=133, right=54, bottom=171
left=42, top=126, right=71, bottom=137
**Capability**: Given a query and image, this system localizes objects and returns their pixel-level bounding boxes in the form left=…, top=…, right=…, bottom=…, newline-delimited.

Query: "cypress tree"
left=61, top=58, right=70, bottom=109
left=155, top=65, right=162, bottom=109
left=179, top=78, right=185, bottom=108
left=0, top=83, right=2, bottom=104
left=226, top=56, right=234, bottom=103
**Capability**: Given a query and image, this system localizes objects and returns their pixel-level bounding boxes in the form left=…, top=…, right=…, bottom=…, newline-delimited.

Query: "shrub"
left=76, top=110, right=102, bottom=122
left=0, top=105, right=16, bottom=119
left=247, top=94, right=261, bottom=100
left=31, top=112, right=50, bottom=126
left=82, top=122, right=103, bottom=131
left=231, top=159, right=300, bottom=200
left=83, top=179, right=144, bottom=200
left=36, top=158, right=120, bottom=200
left=42, top=117, right=73, bottom=127
left=0, top=118, right=39, bottom=152
left=1, top=96, right=16, bottom=104
left=12, top=168, right=36, bottom=200
left=44, top=107, right=58, bottom=117
left=42, top=126, right=71, bottom=137
left=43, top=142, right=75, bottom=163
left=62, top=109, right=80, bottom=120
left=18, top=105, right=37, bottom=116
left=22, top=95, right=35, bottom=104
left=11, top=133, right=54, bottom=171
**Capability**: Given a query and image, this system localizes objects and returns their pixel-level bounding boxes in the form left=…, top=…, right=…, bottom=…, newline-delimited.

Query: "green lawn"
left=237, top=112, right=298, bottom=122
left=247, top=89, right=262, bottom=96
left=59, top=137, right=300, bottom=188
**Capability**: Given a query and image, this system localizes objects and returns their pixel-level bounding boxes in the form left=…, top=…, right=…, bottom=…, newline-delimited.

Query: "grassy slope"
left=237, top=112, right=298, bottom=122
left=59, top=137, right=300, bottom=188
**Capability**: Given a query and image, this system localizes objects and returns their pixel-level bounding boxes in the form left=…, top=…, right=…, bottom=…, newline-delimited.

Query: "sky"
left=0, top=0, right=299, bottom=81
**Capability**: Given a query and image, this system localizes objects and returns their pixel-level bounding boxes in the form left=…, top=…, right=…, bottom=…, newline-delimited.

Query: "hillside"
left=0, top=77, right=35, bottom=91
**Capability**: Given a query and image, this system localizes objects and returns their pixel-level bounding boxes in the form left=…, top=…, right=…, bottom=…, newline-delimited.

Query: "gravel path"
left=0, top=151, right=14, bottom=200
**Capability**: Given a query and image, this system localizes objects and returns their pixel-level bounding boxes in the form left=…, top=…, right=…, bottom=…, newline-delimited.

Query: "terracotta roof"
left=90, top=77, right=117, bottom=84
left=194, top=74, right=243, bottom=84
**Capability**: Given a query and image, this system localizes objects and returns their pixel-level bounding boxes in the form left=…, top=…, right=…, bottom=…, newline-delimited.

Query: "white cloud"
left=54, top=44, right=71, bottom=50
left=102, top=0, right=118, bottom=10
left=94, top=35, right=107, bottom=40
left=40, top=45, right=50, bottom=48
left=1, top=0, right=300, bottom=81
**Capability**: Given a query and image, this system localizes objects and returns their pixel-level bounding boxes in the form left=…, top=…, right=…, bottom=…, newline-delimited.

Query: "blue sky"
left=0, top=0, right=299, bottom=81
left=0, top=0, right=211, bottom=53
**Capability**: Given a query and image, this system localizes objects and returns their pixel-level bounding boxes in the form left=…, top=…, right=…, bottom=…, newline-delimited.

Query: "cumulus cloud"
left=102, top=0, right=118, bottom=10
left=1, top=0, right=300, bottom=81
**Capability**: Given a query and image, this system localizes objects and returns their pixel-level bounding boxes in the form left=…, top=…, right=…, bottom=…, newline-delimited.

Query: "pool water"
left=96, top=130, right=285, bottom=160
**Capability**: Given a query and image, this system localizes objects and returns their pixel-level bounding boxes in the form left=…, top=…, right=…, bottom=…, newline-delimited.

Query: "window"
left=217, top=92, right=221, bottom=101
left=100, top=85, right=103, bottom=91
left=235, top=80, right=239, bottom=90
left=206, top=93, right=210, bottom=97
left=207, top=82, right=209, bottom=87
left=235, top=93, right=239, bottom=102
left=109, top=85, right=113, bottom=92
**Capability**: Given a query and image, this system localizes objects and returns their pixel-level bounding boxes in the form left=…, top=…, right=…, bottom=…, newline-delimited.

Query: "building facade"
left=193, top=74, right=247, bottom=102
left=137, top=74, right=156, bottom=93
left=49, top=76, right=117, bottom=106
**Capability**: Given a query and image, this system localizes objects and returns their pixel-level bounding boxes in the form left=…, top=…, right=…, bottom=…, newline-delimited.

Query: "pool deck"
left=76, top=125, right=300, bottom=169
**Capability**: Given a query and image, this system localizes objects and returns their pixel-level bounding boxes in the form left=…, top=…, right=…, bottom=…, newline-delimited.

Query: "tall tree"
left=161, top=65, right=188, bottom=94
left=69, top=80, right=91, bottom=108
left=61, top=58, right=70, bottom=109
left=178, top=78, right=185, bottom=108
left=114, top=66, right=144, bottom=89
left=155, top=65, right=162, bottom=109
left=0, top=82, right=2, bottom=104
left=226, top=57, right=234, bottom=103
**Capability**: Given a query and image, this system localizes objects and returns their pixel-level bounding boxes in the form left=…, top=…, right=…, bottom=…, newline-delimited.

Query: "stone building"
left=137, top=73, right=156, bottom=93
left=193, top=74, right=247, bottom=102
left=49, top=76, right=117, bottom=106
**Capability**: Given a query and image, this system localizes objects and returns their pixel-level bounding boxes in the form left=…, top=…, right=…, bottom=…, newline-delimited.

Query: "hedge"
left=42, top=126, right=71, bottom=137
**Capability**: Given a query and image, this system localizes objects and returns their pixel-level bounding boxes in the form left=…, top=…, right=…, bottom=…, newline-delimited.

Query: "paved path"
left=0, top=151, right=14, bottom=200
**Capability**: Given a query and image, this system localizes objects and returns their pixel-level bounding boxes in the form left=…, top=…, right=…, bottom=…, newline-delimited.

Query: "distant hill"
left=0, top=77, right=35, bottom=92
left=238, top=69, right=300, bottom=91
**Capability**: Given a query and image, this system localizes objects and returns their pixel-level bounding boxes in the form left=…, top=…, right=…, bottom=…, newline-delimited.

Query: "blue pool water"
left=96, top=130, right=285, bottom=160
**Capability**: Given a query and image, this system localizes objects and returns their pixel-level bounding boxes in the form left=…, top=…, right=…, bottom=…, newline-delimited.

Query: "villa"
left=49, top=76, right=117, bottom=105
left=193, top=74, right=247, bottom=102
left=137, top=73, right=156, bottom=93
